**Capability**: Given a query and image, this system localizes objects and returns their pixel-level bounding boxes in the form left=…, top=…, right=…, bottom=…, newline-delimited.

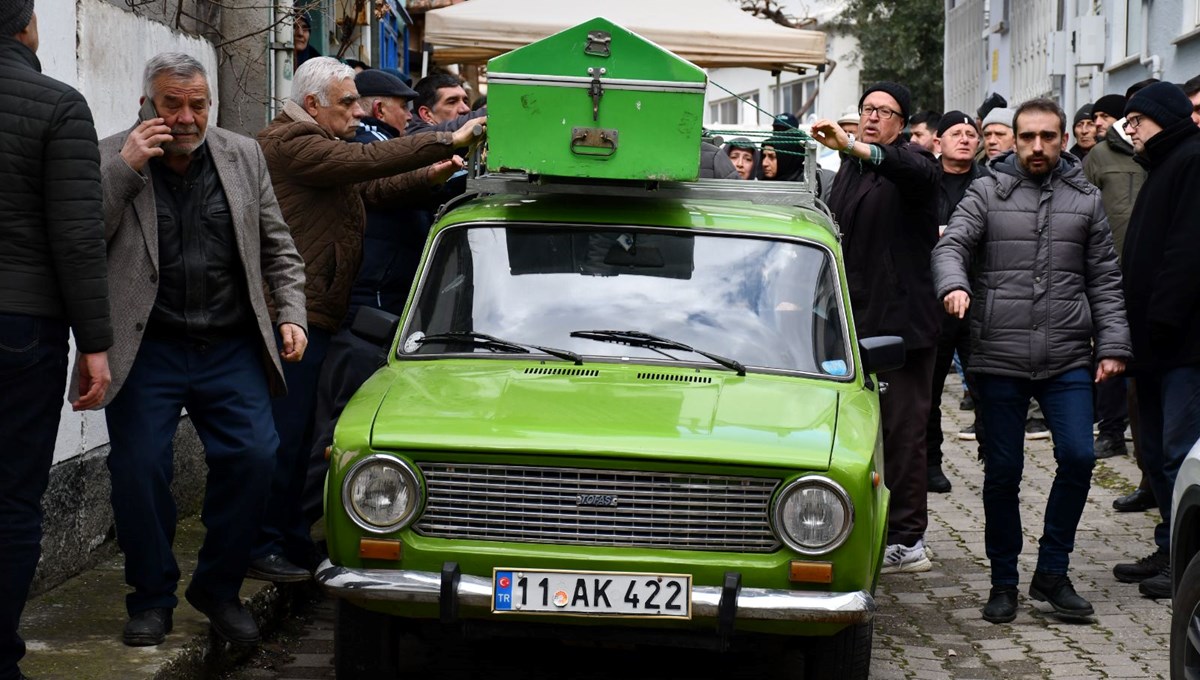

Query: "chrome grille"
left=415, top=463, right=781, bottom=552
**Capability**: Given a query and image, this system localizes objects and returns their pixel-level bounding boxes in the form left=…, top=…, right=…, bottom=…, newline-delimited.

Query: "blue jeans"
left=253, top=326, right=331, bottom=567
left=1134, top=366, right=1200, bottom=553
left=105, top=335, right=277, bottom=614
left=0, top=315, right=68, bottom=680
left=974, top=368, right=1095, bottom=586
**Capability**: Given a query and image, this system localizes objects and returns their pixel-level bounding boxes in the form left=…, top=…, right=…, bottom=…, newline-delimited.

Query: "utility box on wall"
left=1076, top=15, right=1107, bottom=66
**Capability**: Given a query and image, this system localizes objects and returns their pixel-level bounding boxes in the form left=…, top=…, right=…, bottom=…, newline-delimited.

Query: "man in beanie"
left=1070, top=104, right=1096, bottom=159
left=1112, top=81, right=1200, bottom=600
left=1092, top=93, right=1126, bottom=140
left=926, top=111, right=991, bottom=495
left=933, top=98, right=1130, bottom=624
left=981, top=107, right=1017, bottom=160
left=0, top=3, right=112, bottom=677
left=810, top=82, right=941, bottom=573
left=977, top=92, right=1008, bottom=125
left=1084, top=81, right=1156, bottom=476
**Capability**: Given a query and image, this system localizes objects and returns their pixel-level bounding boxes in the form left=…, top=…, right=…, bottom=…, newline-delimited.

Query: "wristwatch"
left=843, top=133, right=856, bottom=153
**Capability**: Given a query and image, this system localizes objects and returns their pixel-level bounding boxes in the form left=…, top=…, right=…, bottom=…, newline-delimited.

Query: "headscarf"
left=757, top=130, right=806, bottom=182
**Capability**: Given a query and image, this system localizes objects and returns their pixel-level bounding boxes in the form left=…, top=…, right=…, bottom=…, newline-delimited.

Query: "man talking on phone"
left=96, top=52, right=307, bottom=648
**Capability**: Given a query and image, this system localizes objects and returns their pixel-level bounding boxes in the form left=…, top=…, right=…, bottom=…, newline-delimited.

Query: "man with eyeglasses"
left=1112, top=82, right=1200, bottom=601
left=810, top=82, right=941, bottom=574
left=933, top=98, right=1130, bottom=625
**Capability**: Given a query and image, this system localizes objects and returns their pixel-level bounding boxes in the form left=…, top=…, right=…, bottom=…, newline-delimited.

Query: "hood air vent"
left=523, top=367, right=599, bottom=377
left=636, top=372, right=713, bottom=384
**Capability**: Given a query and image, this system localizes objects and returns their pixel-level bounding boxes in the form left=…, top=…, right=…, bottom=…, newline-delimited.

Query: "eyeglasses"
left=1123, top=114, right=1144, bottom=131
left=860, top=105, right=899, bottom=120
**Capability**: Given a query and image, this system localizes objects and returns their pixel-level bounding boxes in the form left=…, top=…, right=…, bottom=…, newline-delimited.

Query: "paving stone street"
left=229, top=378, right=1172, bottom=679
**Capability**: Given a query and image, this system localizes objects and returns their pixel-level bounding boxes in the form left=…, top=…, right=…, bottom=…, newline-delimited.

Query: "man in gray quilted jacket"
left=932, top=98, right=1132, bottom=626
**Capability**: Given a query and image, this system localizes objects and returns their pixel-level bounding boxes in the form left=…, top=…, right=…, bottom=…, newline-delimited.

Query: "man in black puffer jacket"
left=933, top=99, right=1131, bottom=626
left=1111, top=82, right=1200, bottom=601
left=0, top=4, right=112, bottom=679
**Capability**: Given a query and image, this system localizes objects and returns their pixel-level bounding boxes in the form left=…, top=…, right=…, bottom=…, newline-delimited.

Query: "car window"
left=401, top=224, right=850, bottom=377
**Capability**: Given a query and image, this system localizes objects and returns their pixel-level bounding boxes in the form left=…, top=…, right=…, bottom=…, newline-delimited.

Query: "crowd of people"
left=3, top=0, right=1200, bottom=676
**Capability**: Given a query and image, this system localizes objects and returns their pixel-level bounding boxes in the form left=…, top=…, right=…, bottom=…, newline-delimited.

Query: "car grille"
left=414, top=463, right=781, bottom=552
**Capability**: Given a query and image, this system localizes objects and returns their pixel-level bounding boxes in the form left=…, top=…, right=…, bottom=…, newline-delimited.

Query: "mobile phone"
left=138, top=99, right=159, bottom=122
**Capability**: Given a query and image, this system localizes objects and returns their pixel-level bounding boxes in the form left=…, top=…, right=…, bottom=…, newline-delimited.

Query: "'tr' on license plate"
left=492, top=568, right=692, bottom=619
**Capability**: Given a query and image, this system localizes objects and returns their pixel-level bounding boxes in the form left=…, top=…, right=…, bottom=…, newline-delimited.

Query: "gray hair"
left=143, top=53, right=209, bottom=100
left=291, top=57, right=356, bottom=106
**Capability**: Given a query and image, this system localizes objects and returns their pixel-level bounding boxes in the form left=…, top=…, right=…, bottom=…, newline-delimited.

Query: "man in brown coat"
left=250, top=56, right=483, bottom=581
left=98, top=53, right=308, bottom=647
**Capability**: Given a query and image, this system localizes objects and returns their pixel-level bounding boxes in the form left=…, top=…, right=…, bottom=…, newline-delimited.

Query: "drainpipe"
left=268, top=3, right=294, bottom=120
left=1139, top=0, right=1163, bottom=80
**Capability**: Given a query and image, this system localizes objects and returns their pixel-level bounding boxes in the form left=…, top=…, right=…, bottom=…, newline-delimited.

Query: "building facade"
left=945, top=0, right=1200, bottom=121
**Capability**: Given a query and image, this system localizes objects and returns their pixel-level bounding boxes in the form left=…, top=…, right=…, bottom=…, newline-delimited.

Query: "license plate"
left=492, top=569, right=692, bottom=619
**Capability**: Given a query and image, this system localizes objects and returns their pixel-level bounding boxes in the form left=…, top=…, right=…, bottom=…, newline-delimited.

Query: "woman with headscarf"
left=722, top=137, right=757, bottom=180
left=294, top=12, right=321, bottom=67
left=758, top=129, right=834, bottom=201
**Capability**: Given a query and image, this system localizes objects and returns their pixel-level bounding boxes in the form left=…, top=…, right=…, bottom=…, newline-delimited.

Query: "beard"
left=162, top=123, right=206, bottom=156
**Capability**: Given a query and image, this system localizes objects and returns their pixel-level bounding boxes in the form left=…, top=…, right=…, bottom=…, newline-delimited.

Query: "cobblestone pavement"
left=228, top=381, right=1171, bottom=679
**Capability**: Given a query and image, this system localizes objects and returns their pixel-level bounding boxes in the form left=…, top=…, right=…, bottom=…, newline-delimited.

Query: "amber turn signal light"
left=324, top=446, right=332, bottom=461
left=789, top=561, right=833, bottom=584
left=359, top=538, right=402, bottom=561
left=872, top=471, right=881, bottom=488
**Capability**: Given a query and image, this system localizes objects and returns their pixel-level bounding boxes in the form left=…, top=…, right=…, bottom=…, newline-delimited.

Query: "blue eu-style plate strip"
left=494, top=571, right=514, bottom=610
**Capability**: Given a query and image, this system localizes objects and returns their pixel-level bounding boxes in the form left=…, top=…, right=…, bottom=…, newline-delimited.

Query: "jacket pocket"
left=0, top=313, right=40, bottom=378
left=980, top=288, right=997, bottom=339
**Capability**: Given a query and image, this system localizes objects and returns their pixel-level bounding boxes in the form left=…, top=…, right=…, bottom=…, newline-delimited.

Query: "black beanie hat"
left=1073, top=104, right=1093, bottom=127
left=936, top=110, right=977, bottom=137
left=976, top=92, right=1007, bottom=121
left=1092, top=94, right=1126, bottom=120
left=1125, top=81, right=1193, bottom=127
left=0, top=0, right=34, bottom=37
left=859, top=82, right=911, bottom=119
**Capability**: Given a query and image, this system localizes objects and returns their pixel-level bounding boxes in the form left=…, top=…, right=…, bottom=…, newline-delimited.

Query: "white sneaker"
left=880, top=540, right=932, bottom=574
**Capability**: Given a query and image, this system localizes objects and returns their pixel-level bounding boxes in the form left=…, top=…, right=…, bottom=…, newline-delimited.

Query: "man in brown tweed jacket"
left=92, top=53, right=307, bottom=648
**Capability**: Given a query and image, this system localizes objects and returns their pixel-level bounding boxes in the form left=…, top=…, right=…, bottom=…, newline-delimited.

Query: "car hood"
left=368, top=362, right=839, bottom=470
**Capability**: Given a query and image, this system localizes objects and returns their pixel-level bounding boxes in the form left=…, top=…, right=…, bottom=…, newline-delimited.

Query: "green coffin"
left=486, top=17, right=707, bottom=181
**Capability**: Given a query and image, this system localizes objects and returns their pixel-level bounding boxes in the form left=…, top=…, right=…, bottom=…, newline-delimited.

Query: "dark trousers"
left=1134, top=366, right=1200, bottom=553
left=105, top=335, right=276, bottom=615
left=301, top=328, right=387, bottom=527
left=253, top=326, right=331, bottom=566
left=880, top=346, right=937, bottom=546
left=974, top=368, right=1094, bottom=586
left=1095, top=373, right=1129, bottom=438
left=927, top=314, right=981, bottom=467
left=0, top=315, right=68, bottom=680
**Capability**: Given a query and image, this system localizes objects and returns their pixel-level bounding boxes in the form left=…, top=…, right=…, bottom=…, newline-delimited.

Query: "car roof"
left=436, top=191, right=841, bottom=249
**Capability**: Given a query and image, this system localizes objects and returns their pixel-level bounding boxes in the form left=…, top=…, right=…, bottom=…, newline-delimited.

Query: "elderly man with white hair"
left=251, top=57, right=484, bottom=585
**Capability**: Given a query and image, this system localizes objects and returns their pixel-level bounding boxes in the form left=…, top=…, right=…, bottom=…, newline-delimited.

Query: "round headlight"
left=342, top=456, right=422, bottom=533
left=773, top=476, right=853, bottom=554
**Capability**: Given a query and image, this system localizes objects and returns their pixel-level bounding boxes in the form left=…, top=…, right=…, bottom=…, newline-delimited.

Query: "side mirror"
left=859, top=336, right=905, bottom=375
left=350, top=306, right=401, bottom=347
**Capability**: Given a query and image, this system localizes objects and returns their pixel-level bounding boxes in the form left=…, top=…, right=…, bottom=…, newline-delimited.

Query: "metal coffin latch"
left=570, top=127, right=619, bottom=158
left=587, top=67, right=606, bottom=121
left=584, top=30, right=611, bottom=57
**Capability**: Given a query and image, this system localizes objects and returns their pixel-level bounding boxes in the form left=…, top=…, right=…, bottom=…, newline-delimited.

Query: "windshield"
left=400, top=224, right=850, bottom=377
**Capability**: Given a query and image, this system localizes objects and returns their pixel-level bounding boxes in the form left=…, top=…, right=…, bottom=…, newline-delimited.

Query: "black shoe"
left=1094, top=434, right=1128, bottom=459
left=185, top=588, right=260, bottom=644
left=959, top=394, right=975, bottom=411
left=927, top=465, right=952, bottom=493
left=1113, top=549, right=1169, bottom=583
left=1139, top=570, right=1172, bottom=599
left=247, top=554, right=311, bottom=583
left=122, top=607, right=172, bottom=647
left=1108, top=551, right=1166, bottom=582
left=1028, top=572, right=1094, bottom=622
left=981, top=586, right=1018, bottom=623
left=1113, top=488, right=1156, bottom=512
left=1024, top=418, right=1050, bottom=440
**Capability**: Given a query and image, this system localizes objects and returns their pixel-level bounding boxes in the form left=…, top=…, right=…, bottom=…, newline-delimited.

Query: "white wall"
left=35, top=0, right=220, bottom=464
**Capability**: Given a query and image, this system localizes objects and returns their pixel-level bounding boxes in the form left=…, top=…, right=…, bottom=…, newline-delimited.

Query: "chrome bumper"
left=315, top=560, right=875, bottom=624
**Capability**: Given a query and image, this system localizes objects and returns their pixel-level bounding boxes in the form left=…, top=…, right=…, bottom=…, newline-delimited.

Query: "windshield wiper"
left=568, top=329, right=745, bottom=376
left=417, top=331, right=582, bottom=365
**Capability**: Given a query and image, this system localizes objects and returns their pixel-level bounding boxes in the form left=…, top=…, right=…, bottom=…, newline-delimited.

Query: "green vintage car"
left=315, top=172, right=903, bottom=678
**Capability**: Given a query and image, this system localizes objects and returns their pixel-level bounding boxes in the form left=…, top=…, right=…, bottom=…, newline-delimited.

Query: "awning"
left=423, top=0, right=827, bottom=71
